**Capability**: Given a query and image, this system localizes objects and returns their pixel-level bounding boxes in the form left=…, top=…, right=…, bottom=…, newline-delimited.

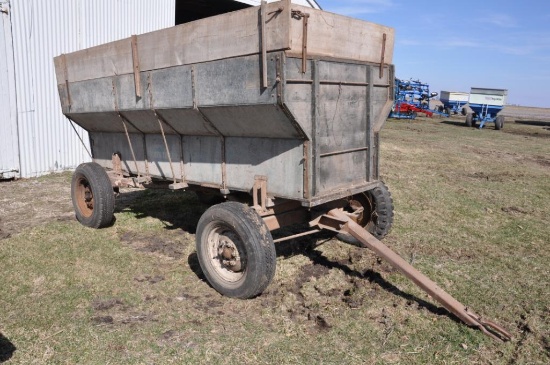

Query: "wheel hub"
left=216, top=234, right=242, bottom=272
left=84, top=186, right=94, bottom=210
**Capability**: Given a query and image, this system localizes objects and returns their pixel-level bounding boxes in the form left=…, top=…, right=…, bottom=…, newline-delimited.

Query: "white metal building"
left=0, top=0, right=320, bottom=179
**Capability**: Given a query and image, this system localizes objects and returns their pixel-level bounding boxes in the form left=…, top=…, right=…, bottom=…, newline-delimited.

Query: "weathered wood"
left=131, top=35, right=142, bottom=98
left=287, top=5, right=394, bottom=65
left=54, top=1, right=394, bottom=85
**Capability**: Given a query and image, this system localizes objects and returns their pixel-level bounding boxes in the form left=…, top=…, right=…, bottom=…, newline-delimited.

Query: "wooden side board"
left=286, top=5, right=394, bottom=65
left=54, top=1, right=394, bottom=86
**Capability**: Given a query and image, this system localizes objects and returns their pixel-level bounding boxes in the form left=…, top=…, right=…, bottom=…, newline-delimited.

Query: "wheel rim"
left=75, top=175, right=94, bottom=218
left=348, top=192, right=376, bottom=230
left=204, top=223, right=246, bottom=284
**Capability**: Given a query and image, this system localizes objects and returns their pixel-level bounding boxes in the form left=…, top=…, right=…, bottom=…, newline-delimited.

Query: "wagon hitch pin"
left=320, top=208, right=512, bottom=342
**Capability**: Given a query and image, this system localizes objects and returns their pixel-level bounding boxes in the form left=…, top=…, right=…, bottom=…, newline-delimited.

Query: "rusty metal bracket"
left=60, top=54, right=72, bottom=111
left=131, top=35, right=142, bottom=98
left=310, top=208, right=512, bottom=342
left=66, top=116, right=92, bottom=159
left=291, top=10, right=310, bottom=73
left=379, top=33, right=387, bottom=78
left=260, top=1, right=268, bottom=88
left=252, top=175, right=271, bottom=212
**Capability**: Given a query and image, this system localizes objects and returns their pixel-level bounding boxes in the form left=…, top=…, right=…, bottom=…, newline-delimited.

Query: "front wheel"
left=495, top=115, right=504, bottom=130
left=196, top=202, right=276, bottom=299
left=338, top=182, right=394, bottom=244
left=71, top=162, right=115, bottom=228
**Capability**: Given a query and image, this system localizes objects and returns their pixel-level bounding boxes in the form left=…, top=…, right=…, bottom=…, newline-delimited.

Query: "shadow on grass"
left=0, top=333, right=16, bottom=363
left=115, top=188, right=460, bottom=323
left=114, top=189, right=207, bottom=233
left=514, top=120, right=550, bottom=127
left=440, top=120, right=469, bottom=128
left=306, top=248, right=462, bottom=324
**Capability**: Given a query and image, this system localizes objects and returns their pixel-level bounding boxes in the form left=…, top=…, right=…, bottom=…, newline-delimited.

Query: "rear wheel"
left=71, top=162, right=115, bottom=228
left=338, top=182, right=394, bottom=244
left=444, top=107, right=451, bottom=116
left=495, top=115, right=504, bottom=130
left=465, top=113, right=473, bottom=127
left=196, top=202, right=276, bottom=299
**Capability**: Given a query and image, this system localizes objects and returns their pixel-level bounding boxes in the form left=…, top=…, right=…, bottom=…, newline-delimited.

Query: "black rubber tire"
left=71, top=162, right=115, bottom=228
left=196, top=202, right=276, bottom=299
left=465, top=114, right=473, bottom=127
left=444, top=107, right=451, bottom=116
left=337, top=182, right=394, bottom=244
left=495, top=115, right=504, bottom=130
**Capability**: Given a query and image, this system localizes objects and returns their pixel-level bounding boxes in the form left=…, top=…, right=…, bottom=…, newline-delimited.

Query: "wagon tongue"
left=314, top=208, right=512, bottom=342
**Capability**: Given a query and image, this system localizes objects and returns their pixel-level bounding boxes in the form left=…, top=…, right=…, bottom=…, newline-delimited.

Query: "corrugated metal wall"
left=0, top=2, right=18, bottom=179
left=6, top=0, right=175, bottom=178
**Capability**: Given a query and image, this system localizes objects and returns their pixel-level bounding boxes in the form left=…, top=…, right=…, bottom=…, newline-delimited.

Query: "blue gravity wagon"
left=439, top=91, right=469, bottom=116
left=465, top=87, right=507, bottom=130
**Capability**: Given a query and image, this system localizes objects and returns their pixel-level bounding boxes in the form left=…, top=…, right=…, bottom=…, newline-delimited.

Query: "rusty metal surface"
left=323, top=208, right=512, bottom=342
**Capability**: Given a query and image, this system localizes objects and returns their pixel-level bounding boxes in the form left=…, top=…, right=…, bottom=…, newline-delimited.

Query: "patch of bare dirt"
left=119, top=231, right=185, bottom=259
left=0, top=173, right=74, bottom=239
left=90, top=296, right=157, bottom=326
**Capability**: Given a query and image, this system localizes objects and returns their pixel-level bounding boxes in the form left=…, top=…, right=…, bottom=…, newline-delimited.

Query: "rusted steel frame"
left=252, top=175, right=268, bottom=212
left=66, top=116, right=92, bottom=159
left=300, top=181, right=381, bottom=208
left=260, top=1, right=268, bottom=88
left=60, top=54, right=72, bottom=111
left=273, top=229, right=321, bottom=243
left=379, top=33, right=386, bottom=78
left=147, top=72, right=186, bottom=188
left=119, top=114, right=141, bottom=178
left=156, top=115, right=177, bottom=183
left=131, top=35, right=142, bottom=97
left=311, top=59, right=320, bottom=196
left=276, top=54, right=309, bottom=140
left=291, top=10, right=310, bottom=73
left=286, top=79, right=374, bottom=87
left=303, top=141, right=311, bottom=199
left=324, top=208, right=512, bottom=342
left=366, top=66, right=374, bottom=181
left=190, top=65, right=228, bottom=194
left=263, top=208, right=310, bottom=231
left=112, top=77, right=143, bottom=179
left=320, top=146, right=369, bottom=158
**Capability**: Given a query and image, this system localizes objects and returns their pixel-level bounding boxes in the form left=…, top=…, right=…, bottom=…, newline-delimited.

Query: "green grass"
left=1, top=117, right=549, bottom=364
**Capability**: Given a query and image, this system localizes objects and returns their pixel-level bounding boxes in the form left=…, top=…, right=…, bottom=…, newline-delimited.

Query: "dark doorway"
left=175, top=0, right=251, bottom=25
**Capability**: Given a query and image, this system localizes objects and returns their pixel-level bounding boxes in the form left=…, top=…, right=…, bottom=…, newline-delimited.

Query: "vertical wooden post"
left=131, top=35, right=142, bottom=98
left=379, top=33, right=387, bottom=78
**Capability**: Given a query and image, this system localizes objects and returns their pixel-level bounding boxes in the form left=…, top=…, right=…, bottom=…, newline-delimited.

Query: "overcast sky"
left=319, top=0, right=550, bottom=107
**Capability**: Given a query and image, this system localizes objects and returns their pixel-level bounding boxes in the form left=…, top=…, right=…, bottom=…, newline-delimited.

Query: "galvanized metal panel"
left=183, top=136, right=223, bottom=185
left=0, top=2, right=19, bottom=179
left=91, top=132, right=147, bottom=175
left=145, top=134, right=183, bottom=180
left=194, top=54, right=276, bottom=106
left=9, top=0, right=174, bottom=177
left=200, top=105, right=305, bottom=138
left=225, top=137, right=304, bottom=198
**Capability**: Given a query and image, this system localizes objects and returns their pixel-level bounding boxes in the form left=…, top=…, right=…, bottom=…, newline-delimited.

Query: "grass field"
left=1, top=116, right=549, bottom=364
